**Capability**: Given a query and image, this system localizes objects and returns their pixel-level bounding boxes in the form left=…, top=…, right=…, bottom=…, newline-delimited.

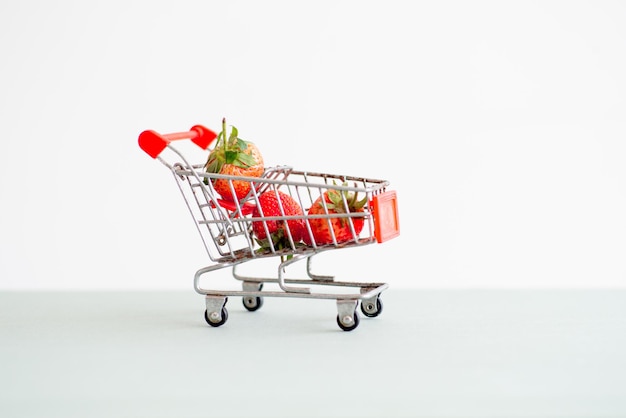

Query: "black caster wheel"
left=243, top=296, right=264, bottom=312
left=336, top=310, right=360, bottom=332
left=204, top=306, right=228, bottom=327
left=361, top=297, right=383, bottom=318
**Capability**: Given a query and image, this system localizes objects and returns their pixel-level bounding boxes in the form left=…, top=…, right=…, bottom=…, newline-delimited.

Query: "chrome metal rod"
left=277, top=255, right=310, bottom=294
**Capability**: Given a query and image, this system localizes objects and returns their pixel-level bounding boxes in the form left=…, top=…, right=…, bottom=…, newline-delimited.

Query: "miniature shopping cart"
left=138, top=124, right=400, bottom=331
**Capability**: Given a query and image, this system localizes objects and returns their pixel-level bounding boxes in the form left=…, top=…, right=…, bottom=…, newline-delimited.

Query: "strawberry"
left=252, top=190, right=306, bottom=251
left=204, top=118, right=264, bottom=201
left=304, top=184, right=368, bottom=245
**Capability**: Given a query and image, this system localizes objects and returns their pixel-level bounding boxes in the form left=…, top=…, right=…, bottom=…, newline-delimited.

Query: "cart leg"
left=278, top=255, right=311, bottom=294
left=306, top=255, right=334, bottom=281
left=336, top=299, right=360, bottom=331
left=204, top=296, right=228, bottom=327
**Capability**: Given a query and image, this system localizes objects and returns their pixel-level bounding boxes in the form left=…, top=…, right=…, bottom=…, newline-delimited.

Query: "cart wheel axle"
left=243, top=296, right=264, bottom=312
left=204, top=296, right=228, bottom=327
left=242, top=282, right=264, bottom=312
left=204, top=307, right=228, bottom=327
left=336, top=311, right=360, bottom=331
left=336, top=299, right=360, bottom=331
left=361, top=296, right=383, bottom=318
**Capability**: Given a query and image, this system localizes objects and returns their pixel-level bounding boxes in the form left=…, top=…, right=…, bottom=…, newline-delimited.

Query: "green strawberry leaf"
left=228, top=126, right=239, bottom=144
left=224, top=150, right=238, bottom=164
left=236, top=138, right=248, bottom=151
left=236, top=152, right=257, bottom=168
left=204, top=153, right=224, bottom=174
left=355, top=195, right=368, bottom=210
left=328, top=190, right=343, bottom=206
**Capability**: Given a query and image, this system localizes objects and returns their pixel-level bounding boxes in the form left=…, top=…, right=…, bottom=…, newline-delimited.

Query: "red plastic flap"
left=138, top=130, right=167, bottom=159
left=372, top=191, right=400, bottom=243
left=190, top=125, right=218, bottom=149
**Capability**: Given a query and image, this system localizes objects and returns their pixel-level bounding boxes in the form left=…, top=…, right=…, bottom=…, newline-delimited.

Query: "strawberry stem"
left=221, top=117, right=227, bottom=155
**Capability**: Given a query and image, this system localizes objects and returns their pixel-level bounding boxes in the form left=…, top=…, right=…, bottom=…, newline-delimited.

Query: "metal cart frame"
left=139, top=124, right=400, bottom=331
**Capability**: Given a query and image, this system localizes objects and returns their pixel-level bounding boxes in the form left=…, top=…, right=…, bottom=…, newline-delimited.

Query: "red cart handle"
left=138, top=125, right=218, bottom=158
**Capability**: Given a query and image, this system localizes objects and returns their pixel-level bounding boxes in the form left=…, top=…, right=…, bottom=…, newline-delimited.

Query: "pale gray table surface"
left=1, top=289, right=625, bottom=418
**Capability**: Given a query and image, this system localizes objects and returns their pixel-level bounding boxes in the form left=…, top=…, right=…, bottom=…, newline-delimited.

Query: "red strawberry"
left=205, top=118, right=264, bottom=201
left=252, top=190, right=306, bottom=250
left=304, top=185, right=368, bottom=245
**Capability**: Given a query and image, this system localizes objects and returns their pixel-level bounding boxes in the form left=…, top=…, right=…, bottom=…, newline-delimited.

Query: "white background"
left=1, top=0, right=624, bottom=290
